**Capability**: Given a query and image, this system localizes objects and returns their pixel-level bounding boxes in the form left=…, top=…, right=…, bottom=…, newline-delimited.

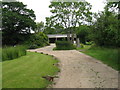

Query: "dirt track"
left=28, top=44, right=118, bottom=88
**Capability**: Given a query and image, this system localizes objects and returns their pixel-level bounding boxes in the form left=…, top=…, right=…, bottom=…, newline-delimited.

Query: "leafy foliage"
left=49, top=1, right=92, bottom=28
left=76, top=25, right=90, bottom=44
left=2, top=45, right=26, bottom=61
left=45, top=1, right=92, bottom=37
left=91, top=3, right=119, bottom=47
left=2, top=2, right=36, bottom=46
left=44, top=17, right=64, bottom=34
left=55, top=41, right=76, bottom=50
left=25, top=32, right=49, bottom=49
left=35, top=21, right=44, bottom=33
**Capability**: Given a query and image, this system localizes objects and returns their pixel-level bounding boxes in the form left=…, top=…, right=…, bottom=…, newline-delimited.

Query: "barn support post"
left=55, top=37, right=57, bottom=42
left=76, top=38, right=80, bottom=47
left=48, top=38, right=50, bottom=43
left=67, top=33, right=70, bottom=42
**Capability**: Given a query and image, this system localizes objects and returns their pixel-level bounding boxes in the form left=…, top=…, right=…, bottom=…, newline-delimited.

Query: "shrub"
left=55, top=41, right=76, bottom=50
left=86, top=41, right=94, bottom=45
left=24, top=32, right=49, bottom=49
left=29, top=44, right=38, bottom=49
left=80, top=43, right=84, bottom=48
left=2, top=45, right=26, bottom=61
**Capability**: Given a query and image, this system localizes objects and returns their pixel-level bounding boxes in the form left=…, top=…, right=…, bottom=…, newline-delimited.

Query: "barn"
left=47, top=34, right=76, bottom=43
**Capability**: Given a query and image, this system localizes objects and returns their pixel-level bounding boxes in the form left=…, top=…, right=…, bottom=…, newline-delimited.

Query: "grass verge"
left=82, top=46, right=119, bottom=71
left=2, top=45, right=26, bottom=61
left=2, top=52, right=59, bottom=88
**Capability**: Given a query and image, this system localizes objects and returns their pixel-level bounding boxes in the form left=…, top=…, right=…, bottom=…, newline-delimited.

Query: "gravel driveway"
left=28, top=44, right=118, bottom=88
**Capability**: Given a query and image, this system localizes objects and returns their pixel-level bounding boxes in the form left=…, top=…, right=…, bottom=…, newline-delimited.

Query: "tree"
left=76, top=25, right=89, bottom=44
left=44, top=17, right=56, bottom=34
left=91, top=4, right=119, bottom=47
left=106, top=2, right=120, bottom=12
left=106, top=2, right=120, bottom=47
left=2, top=2, right=36, bottom=46
left=35, top=21, right=44, bottom=33
left=48, top=1, right=92, bottom=42
left=44, top=17, right=64, bottom=34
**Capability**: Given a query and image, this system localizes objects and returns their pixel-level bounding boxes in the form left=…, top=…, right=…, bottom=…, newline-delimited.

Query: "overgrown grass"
left=82, top=46, right=119, bottom=71
left=2, top=52, right=59, bottom=88
left=2, top=45, right=26, bottom=61
left=0, top=48, right=1, bottom=88
left=0, top=48, right=2, bottom=62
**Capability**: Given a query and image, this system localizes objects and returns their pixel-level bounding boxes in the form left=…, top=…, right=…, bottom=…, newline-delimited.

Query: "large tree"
left=44, top=17, right=56, bottom=34
left=91, top=3, right=119, bottom=47
left=2, top=2, right=36, bottom=45
left=76, top=25, right=90, bottom=44
left=48, top=1, right=92, bottom=42
left=44, top=17, right=64, bottom=34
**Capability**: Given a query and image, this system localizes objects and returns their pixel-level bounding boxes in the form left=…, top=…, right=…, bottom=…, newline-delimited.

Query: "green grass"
left=0, top=48, right=1, bottom=89
left=76, top=44, right=91, bottom=50
left=82, top=46, right=119, bottom=71
left=0, top=48, right=1, bottom=62
left=2, top=45, right=26, bottom=61
left=2, top=52, right=59, bottom=88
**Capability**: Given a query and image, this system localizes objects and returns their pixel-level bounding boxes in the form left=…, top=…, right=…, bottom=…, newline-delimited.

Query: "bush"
left=2, top=45, right=26, bottom=61
left=55, top=41, right=76, bottom=50
left=80, top=43, right=84, bottom=48
left=24, top=32, right=49, bottom=49
left=86, top=41, right=94, bottom=45
left=29, top=44, right=38, bottom=49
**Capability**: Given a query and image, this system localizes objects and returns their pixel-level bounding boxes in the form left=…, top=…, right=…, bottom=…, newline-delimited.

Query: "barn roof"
left=47, top=34, right=76, bottom=38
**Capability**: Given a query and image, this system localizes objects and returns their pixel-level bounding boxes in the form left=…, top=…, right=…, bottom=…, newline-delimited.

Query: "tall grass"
left=0, top=48, right=2, bottom=62
left=82, top=46, right=119, bottom=71
left=2, top=45, right=26, bottom=61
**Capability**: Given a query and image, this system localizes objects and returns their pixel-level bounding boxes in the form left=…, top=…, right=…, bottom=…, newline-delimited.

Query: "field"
left=2, top=52, right=59, bottom=88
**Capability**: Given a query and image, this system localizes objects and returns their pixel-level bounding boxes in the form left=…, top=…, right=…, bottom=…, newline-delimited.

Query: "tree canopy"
left=2, top=2, right=37, bottom=45
left=35, top=21, right=44, bottom=33
left=90, top=2, right=119, bottom=47
left=45, top=1, right=92, bottom=34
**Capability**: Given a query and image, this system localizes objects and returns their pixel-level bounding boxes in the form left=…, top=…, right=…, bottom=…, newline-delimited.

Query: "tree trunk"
left=71, top=33, right=74, bottom=44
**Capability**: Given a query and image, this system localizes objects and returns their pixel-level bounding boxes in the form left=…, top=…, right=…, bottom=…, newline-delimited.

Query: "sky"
left=18, top=0, right=106, bottom=23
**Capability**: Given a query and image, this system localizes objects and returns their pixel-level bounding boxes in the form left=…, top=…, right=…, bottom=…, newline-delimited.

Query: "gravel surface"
left=28, top=44, right=118, bottom=88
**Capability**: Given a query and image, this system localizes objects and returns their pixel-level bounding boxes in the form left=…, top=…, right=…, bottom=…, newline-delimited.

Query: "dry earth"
left=28, top=44, right=118, bottom=88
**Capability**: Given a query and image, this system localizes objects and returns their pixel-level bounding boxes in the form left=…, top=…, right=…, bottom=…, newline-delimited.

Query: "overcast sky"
left=18, top=0, right=106, bottom=23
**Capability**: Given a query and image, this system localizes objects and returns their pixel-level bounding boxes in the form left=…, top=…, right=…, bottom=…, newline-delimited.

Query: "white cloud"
left=86, top=0, right=106, bottom=12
